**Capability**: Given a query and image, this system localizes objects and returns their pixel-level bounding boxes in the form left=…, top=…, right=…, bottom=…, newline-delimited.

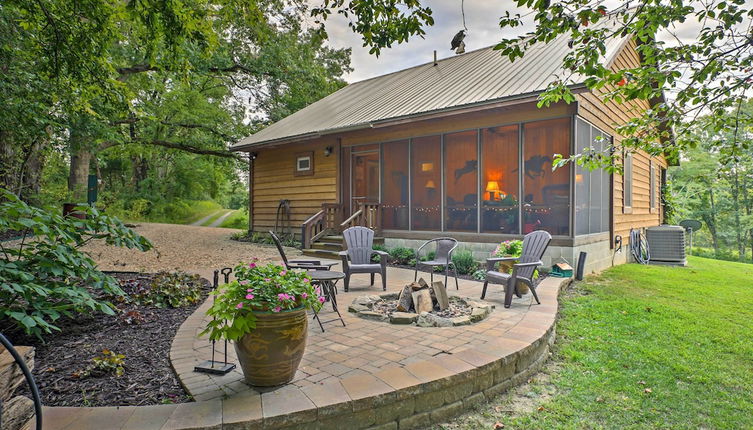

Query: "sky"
left=312, top=1, right=722, bottom=84
left=318, top=1, right=526, bottom=83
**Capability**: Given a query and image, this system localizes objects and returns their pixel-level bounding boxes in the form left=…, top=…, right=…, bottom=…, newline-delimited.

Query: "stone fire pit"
left=347, top=292, right=494, bottom=327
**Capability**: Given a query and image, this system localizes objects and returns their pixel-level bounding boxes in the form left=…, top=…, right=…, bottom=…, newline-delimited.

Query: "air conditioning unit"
left=646, top=225, right=687, bottom=266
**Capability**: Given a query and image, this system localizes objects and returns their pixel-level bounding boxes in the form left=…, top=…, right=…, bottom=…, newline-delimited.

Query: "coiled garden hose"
left=629, top=228, right=650, bottom=265
left=0, top=332, right=42, bottom=430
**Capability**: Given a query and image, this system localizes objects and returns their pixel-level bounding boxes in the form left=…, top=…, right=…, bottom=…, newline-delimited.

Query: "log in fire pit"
left=347, top=278, right=494, bottom=327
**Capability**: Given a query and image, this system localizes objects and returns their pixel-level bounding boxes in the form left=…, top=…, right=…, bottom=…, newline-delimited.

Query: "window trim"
left=623, top=152, right=633, bottom=214
left=649, top=160, right=657, bottom=213
left=294, top=151, right=314, bottom=176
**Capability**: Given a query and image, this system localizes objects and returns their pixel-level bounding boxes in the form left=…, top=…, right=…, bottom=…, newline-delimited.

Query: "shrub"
left=388, top=247, right=416, bottom=265
left=371, top=244, right=387, bottom=262
left=231, top=231, right=301, bottom=248
left=133, top=271, right=205, bottom=308
left=472, top=269, right=487, bottom=281
left=0, top=192, right=152, bottom=338
left=493, top=240, right=523, bottom=257
left=451, top=248, right=478, bottom=274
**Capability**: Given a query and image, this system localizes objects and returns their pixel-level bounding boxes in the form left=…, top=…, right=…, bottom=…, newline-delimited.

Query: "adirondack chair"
left=481, top=230, right=551, bottom=308
left=269, top=231, right=335, bottom=271
left=414, top=237, right=460, bottom=290
left=339, top=226, right=389, bottom=292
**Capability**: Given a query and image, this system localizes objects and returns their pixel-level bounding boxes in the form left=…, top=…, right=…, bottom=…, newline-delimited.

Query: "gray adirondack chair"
left=481, top=230, right=551, bottom=308
left=339, top=226, right=389, bottom=292
left=414, top=237, right=460, bottom=290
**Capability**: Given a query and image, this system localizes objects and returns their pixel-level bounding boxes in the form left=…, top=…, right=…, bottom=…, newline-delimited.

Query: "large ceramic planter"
left=233, top=307, right=308, bottom=386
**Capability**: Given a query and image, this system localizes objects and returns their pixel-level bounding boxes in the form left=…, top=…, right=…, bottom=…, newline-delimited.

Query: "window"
left=650, top=161, right=657, bottom=211
left=411, top=135, right=441, bottom=230
left=623, top=152, right=633, bottom=211
left=294, top=152, right=313, bottom=176
left=444, top=130, right=478, bottom=232
left=523, top=118, right=571, bottom=236
left=481, top=125, right=519, bottom=234
left=574, top=118, right=611, bottom=235
left=381, top=140, right=409, bottom=229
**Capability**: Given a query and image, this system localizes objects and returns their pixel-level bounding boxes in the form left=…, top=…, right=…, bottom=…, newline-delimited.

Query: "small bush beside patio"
left=442, top=256, right=753, bottom=429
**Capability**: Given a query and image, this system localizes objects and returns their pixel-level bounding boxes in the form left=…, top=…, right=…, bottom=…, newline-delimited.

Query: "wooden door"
left=351, top=151, right=380, bottom=214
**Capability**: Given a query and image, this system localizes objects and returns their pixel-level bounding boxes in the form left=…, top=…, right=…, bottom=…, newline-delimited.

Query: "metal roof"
left=232, top=26, right=630, bottom=151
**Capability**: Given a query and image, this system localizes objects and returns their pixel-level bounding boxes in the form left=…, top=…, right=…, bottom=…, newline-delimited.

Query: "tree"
left=1, top=0, right=430, bottom=202
left=670, top=100, right=753, bottom=261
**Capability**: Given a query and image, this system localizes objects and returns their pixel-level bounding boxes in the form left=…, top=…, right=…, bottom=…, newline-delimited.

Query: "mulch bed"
left=8, top=272, right=211, bottom=407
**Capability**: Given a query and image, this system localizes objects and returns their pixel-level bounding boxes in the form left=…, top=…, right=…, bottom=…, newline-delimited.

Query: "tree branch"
left=97, top=139, right=243, bottom=160
left=117, top=63, right=268, bottom=79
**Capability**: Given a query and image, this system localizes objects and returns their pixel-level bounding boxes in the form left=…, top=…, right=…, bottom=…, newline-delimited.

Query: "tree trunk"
left=708, top=186, right=719, bottom=253
left=0, top=130, right=18, bottom=196
left=68, top=147, right=92, bottom=201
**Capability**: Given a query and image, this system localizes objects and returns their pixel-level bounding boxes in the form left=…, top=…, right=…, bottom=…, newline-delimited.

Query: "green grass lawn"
left=219, top=209, right=248, bottom=229
left=442, top=256, right=753, bottom=429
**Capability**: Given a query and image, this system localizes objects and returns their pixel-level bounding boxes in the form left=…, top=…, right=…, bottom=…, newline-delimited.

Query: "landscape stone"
left=450, top=316, right=471, bottom=326
left=390, top=312, right=419, bottom=324
left=470, top=307, right=489, bottom=322
left=358, top=311, right=388, bottom=321
left=348, top=304, right=369, bottom=313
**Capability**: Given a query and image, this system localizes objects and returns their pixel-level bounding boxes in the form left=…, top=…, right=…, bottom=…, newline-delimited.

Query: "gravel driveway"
left=83, top=223, right=305, bottom=274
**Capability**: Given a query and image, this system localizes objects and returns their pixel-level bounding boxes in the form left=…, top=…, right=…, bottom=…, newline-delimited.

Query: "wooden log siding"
left=575, top=38, right=667, bottom=242
left=250, top=139, right=338, bottom=235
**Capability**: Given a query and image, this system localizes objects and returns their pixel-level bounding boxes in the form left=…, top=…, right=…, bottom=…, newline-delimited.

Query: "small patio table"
left=309, top=270, right=346, bottom=332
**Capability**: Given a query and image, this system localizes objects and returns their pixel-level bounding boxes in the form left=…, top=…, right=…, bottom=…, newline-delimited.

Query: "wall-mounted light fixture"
left=249, top=152, right=258, bottom=160
left=324, top=146, right=333, bottom=157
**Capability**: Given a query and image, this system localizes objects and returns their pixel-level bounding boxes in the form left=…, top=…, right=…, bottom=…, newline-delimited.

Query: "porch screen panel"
left=481, top=125, right=519, bottom=234
left=381, top=140, right=409, bottom=230
left=575, top=119, right=591, bottom=235
left=591, top=129, right=608, bottom=233
left=523, top=118, right=571, bottom=236
left=444, top=130, right=478, bottom=232
left=411, top=135, right=441, bottom=230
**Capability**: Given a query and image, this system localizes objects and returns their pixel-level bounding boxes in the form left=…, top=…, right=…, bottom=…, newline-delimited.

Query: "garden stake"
left=194, top=269, right=236, bottom=375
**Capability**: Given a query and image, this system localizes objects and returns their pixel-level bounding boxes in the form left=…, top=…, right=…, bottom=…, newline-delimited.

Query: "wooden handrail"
left=301, top=203, right=344, bottom=248
left=340, top=201, right=381, bottom=234
left=301, top=209, right=325, bottom=249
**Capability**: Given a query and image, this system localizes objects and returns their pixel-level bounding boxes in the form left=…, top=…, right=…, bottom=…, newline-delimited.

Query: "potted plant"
left=201, top=261, right=324, bottom=386
left=492, top=240, right=538, bottom=294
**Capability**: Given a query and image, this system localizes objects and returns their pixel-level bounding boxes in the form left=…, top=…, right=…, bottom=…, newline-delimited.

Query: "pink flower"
left=318, top=296, right=326, bottom=303
left=264, top=278, right=271, bottom=282
left=280, top=270, right=287, bottom=276
left=246, top=293, right=254, bottom=300
left=303, top=278, right=310, bottom=283
left=273, top=306, right=281, bottom=312
left=301, top=292, right=308, bottom=299
left=236, top=302, right=244, bottom=309
left=278, top=293, right=291, bottom=301
left=239, top=280, right=249, bottom=285
left=248, top=262, right=256, bottom=268
left=315, top=287, right=321, bottom=294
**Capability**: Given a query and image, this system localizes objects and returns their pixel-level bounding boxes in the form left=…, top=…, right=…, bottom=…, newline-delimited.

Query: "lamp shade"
left=485, top=181, right=501, bottom=193
left=425, top=180, right=436, bottom=189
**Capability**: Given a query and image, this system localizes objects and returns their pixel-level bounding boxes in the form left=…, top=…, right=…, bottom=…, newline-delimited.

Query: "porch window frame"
left=368, top=114, right=576, bottom=239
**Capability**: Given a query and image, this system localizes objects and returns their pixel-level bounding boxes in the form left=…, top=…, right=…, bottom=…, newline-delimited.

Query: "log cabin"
left=231, top=25, right=673, bottom=274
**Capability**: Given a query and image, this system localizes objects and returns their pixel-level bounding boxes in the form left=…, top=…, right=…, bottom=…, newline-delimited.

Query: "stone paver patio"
left=37, top=264, right=567, bottom=430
